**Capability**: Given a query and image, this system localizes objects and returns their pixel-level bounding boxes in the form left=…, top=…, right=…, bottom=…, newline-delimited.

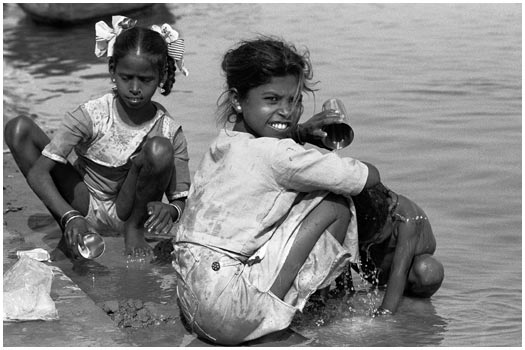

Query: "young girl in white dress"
left=173, top=36, right=382, bottom=345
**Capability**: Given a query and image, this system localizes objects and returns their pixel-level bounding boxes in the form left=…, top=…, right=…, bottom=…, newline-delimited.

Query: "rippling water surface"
left=3, top=3, right=521, bottom=346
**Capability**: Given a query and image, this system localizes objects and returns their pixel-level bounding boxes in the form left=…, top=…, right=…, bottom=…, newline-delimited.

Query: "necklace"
left=389, top=191, right=428, bottom=223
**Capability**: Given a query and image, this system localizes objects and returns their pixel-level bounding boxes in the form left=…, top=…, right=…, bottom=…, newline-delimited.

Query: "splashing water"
left=292, top=261, right=386, bottom=331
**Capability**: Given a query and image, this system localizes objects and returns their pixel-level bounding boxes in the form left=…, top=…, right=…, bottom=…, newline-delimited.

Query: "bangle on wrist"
left=60, top=210, right=82, bottom=229
left=64, top=214, right=83, bottom=229
left=168, top=202, right=182, bottom=223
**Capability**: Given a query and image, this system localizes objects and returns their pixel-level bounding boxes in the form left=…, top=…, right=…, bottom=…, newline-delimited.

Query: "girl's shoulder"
left=229, top=131, right=303, bottom=154
left=215, top=130, right=302, bottom=160
left=82, top=93, right=114, bottom=111
left=79, top=93, right=115, bottom=125
left=152, top=102, right=183, bottom=139
left=152, top=101, right=170, bottom=116
left=393, top=195, right=428, bottom=225
left=152, top=101, right=179, bottom=125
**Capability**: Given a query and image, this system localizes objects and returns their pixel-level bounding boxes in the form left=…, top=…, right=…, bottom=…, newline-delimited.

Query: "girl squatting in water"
left=4, top=16, right=190, bottom=258
left=172, top=36, right=382, bottom=345
left=350, top=182, right=444, bottom=316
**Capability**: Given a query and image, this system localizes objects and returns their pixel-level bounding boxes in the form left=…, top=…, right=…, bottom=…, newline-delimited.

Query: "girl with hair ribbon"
left=4, top=16, right=190, bottom=258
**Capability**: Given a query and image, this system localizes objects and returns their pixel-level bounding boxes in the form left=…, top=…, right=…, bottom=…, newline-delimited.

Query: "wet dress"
left=173, top=129, right=368, bottom=344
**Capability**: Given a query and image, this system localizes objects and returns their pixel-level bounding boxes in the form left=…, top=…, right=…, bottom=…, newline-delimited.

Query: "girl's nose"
left=129, top=79, right=141, bottom=94
left=278, top=101, right=293, bottom=118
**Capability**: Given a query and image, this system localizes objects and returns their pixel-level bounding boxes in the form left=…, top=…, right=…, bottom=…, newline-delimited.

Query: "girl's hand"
left=372, top=307, right=393, bottom=317
left=63, top=216, right=91, bottom=259
left=145, top=201, right=175, bottom=236
left=291, top=110, right=345, bottom=149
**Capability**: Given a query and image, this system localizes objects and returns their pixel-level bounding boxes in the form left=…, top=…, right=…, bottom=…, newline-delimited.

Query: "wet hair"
left=216, top=36, right=317, bottom=126
left=352, top=182, right=392, bottom=244
left=108, top=26, right=176, bottom=96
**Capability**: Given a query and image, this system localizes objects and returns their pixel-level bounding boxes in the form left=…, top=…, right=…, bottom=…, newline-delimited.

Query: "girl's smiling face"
left=235, top=75, right=303, bottom=138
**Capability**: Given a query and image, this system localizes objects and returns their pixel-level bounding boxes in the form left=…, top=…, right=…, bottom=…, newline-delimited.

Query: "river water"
left=3, top=3, right=522, bottom=347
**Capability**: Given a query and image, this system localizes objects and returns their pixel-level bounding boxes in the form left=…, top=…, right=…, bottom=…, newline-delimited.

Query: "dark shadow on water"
left=3, top=4, right=179, bottom=77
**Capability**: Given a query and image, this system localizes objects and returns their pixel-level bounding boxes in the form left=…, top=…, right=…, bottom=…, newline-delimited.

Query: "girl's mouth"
left=127, top=97, right=143, bottom=105
left=268, top=122, right=290, bottom=131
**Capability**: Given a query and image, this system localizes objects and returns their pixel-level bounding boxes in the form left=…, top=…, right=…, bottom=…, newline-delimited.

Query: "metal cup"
left=321, top=98, right=354, bottom=150
left=77, top=231, right=105, bottom=259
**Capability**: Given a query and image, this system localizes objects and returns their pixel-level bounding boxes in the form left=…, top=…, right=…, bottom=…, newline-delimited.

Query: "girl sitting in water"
left=172, top=36, right=381, bottom=345
left=350, top=182, right=444, bottom=316
left=4, top=16, right=190, bottom=258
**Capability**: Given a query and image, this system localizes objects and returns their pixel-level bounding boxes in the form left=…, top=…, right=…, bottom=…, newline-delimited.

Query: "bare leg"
left=270, top=193, right=351, bottom=299
left=115, top=136, right=174, bottom=256
left=4, top=115, right=89, bottom=216
left=406, top=254, right=444, bottom=297
left=4, top=116, right=90, bottom=258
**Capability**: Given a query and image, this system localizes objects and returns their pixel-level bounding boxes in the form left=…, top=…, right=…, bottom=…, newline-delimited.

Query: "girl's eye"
left=141, top=78, right=153, bottom=83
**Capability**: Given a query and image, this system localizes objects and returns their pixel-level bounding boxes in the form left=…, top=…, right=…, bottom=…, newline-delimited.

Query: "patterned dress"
left=42, top=93, right=190, bottom=233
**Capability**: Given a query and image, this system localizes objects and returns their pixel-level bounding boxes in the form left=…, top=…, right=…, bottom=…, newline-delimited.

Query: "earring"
left=234, top=105, right=242, bottom=113
left=227, top=114, right=239, bottom=123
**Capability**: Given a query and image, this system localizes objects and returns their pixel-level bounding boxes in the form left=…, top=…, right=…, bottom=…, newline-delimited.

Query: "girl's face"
left=111, top=53, right=160, bottom=110
left=236, top=75, right=303, bottom=139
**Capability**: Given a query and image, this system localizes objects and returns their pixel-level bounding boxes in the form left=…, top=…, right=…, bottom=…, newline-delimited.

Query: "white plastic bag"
left=3, top=255, right=58, bottom=321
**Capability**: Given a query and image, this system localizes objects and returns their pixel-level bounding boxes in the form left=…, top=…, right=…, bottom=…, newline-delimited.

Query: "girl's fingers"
left=153, top=212, right=175, bottom=235
left=145, top=207, right=174, bottom=234
left=161, top=221, right=173, bottom=235
left=148, top=216, right=161, bottom=232
left=157, top=219, right=171, bottom=235
left=145, top=211, right=157, bottom=226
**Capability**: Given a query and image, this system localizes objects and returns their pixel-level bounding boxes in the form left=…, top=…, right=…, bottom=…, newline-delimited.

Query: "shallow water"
left=3, top=3, right=522, bottom=347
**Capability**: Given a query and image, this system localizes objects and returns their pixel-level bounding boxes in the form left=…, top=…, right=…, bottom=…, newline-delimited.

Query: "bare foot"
left=124, top=227, right=153, bottom=257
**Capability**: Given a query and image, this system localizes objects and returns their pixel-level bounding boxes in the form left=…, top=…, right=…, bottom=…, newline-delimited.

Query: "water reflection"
left=3, top=4, right=178, bottom=77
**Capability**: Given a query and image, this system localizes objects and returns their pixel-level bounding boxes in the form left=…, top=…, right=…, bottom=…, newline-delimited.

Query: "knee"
left=4, top=115, right=35, bottom=147
left=324, top=193, right=352, bottom=240
left=141, top=136, right=174, bottom=170
left=410, top=255, right=444, bottom=297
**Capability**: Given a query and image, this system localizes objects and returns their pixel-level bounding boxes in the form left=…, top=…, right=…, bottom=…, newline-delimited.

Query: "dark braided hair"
left=109, top=26, right=176, bottom=96
left=351, top=182, right=392, bottom=285
left=352, top=182, right=391, bottom=245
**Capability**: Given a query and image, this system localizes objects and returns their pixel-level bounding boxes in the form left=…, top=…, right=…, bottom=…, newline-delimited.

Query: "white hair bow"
left=95, top=16, right=137, bottom=57
left=151, top=23, right=189, bottom=76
